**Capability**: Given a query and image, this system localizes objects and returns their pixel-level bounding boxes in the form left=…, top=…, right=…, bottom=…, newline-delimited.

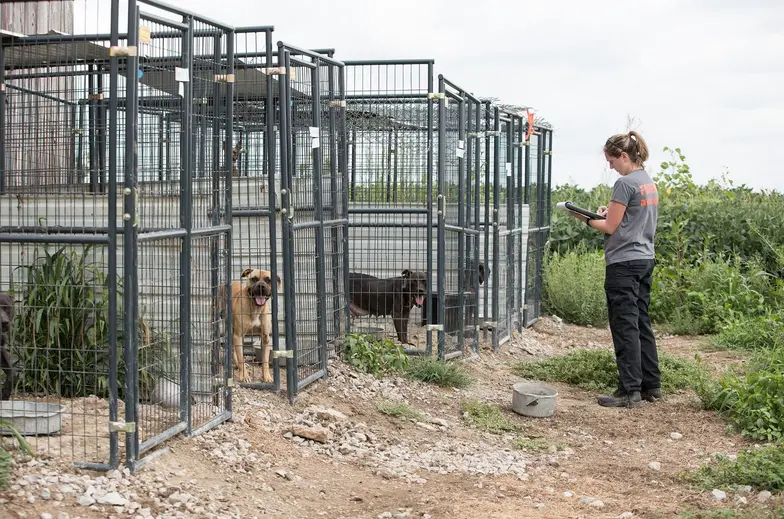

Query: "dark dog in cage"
left=223, top=135, right=243, bottom=177
left=420, top=260, right=488, bottom=337
left=0, top=292, right=15, bottom=400
left=217, top=268, right=281, bottom=384
left=348, top=270, right=428, bottom=346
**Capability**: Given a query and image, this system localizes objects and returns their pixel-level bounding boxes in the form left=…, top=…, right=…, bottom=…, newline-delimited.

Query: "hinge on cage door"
left=426, top=324, right=444, bottom=331
left=214, top=73, right=235, bottom=83
left=544, top=150, right=552, bottom=156
left=329, top=100, right=346, bottom=108
left=485, top=130, right=501, bottom=136
left=109, top=421, right=136, bottom=433
left=87, top=93, right=103, bottom=101
left=263, top=67, right=295, bottom=79
left=427, top=92, right=449, bottom=106
left=109, top=46, right=138, bottom=57
left=482, top=321, right=497, bottom=330
left=272, top=350, right=294, bottom=359
left=467, top=131, right=484, bottom=138
left=226, top=378, right=235, bottom=387
left=519, top=141, right=530, bottom=147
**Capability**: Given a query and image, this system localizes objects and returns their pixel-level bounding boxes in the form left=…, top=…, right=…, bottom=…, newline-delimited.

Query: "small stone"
left=57, top=513, right=70, bottom=519
left=757, top=490, right=772, bottom=503
left=563, top=491, right=573, bottom=497
left=579, top=497, right=596, bottom=504
left=78, top=495, right=96, bottom=507
left=290, top=424, right=330, bottom=443
left=415, top=422, right=437, bottom=431
left=648, top=461, right=661, bottom=471
left=97, top=491, right=129, bottom=506
left=588, top=500, right=605, bottom=508
left=736, top=496, right=747, bottom=505
left=40, top=514, right=53, bottom=519
left=617, top=513, right=634, bottom=519
left=712, top=489, right=727, bottom=501
left=670, top=432, right=683, bottom=440
left=40, top=488, right=51, bottom=500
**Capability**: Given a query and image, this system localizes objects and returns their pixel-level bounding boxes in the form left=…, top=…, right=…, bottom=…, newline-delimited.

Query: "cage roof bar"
left=277, top=41, right=343, bottom=67
left=138, top=0, right=235, bottom=31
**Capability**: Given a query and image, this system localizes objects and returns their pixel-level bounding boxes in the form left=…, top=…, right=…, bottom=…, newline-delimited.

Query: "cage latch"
left=109, top=46, right=138, bottom=57
left=214, top=73, right=235, bottom=83
left=109, top=421, right=136, bottom=433
left=272, top=350, right=294, bottom=359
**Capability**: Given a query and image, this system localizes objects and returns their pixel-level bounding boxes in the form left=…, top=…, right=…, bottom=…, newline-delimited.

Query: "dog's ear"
left=401, top=269, right=411, bottom=278
left=276, top=274, right=282, bottom=290
left=240, top=268, right=253, bottom=279
left=478, top=263, right=486, bottom=284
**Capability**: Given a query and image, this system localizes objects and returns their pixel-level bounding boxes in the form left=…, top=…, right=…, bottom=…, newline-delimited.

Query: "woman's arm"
left=587, top=201, right=626, bottom=234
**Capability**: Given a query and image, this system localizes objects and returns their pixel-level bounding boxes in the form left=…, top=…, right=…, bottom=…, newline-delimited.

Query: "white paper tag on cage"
left=309, top=126, right=320, bottom=138
left=178, top=82, right=184, bottom=97
left=175, top=67, right=189, bottom=82
left=456, top=147, right=465, bottom=158
left=506, top=162, right=512, bottom=177
left=458, top=139, right=465, bottom=149
left=312, top=137, right=320, bottom=149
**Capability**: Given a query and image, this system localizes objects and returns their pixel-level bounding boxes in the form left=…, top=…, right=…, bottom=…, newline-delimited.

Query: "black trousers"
left=604, top=259, right=660, bottom=394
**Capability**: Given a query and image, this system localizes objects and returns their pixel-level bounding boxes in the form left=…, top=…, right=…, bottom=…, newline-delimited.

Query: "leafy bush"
left=712, top=311, right=784, bottom=352
left=699, top=347, right=784, bottom=442
left=8, top=246, right=173, bottom=400
left=0, top=418, right=32, bottom=490
left=405, top=357, right=473, bottom=388
left=542, top=247, right=608, bottom=327
left=342, top=333, right=409, bottom=377
left=376, top=400, right=424, bottom=421
left=685, top=443, right=784, bottom=493
left=512, top=348, right=705, bottom=394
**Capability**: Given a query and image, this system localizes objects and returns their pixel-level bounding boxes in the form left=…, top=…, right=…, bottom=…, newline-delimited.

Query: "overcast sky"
left=79, top=0, right=783, bottom=193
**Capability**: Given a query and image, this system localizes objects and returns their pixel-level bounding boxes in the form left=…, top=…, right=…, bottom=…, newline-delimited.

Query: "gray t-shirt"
left=603, top=169, right=659, bottom=265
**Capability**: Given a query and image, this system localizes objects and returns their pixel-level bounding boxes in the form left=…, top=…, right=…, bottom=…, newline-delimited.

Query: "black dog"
left=421, top=260, right=487, bottom=336
left=0, top=292, right=14, bottom=400
left=348, top=269, right=427, bottom=346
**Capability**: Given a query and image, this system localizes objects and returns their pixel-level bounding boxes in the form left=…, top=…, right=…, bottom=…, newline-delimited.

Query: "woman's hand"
left=597, top=205, right=608, bottom=218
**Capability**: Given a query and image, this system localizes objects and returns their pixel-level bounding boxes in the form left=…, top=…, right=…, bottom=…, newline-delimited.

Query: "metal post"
left=491, top=107, right=500, bottom=351
left=328, top=63, right=341, bottom=343
left=456, top=93, right=466, bottom=355
left=277, top=46, right=298, bottom=403
left=436, top=76, right=446, bottom=359
left=339, top=64, right=351, bottom=337
left=506, top=117, right=514, bottom=336
left=179, top=15, right=194, bottom=435
left=482, top=103, right=490, bottom=342
left=311, top=61, right=328, bottom=380
left=265, top=30, right=282, bottom=392
left=123, top=0, right=141, bottom=472
left=106, top=0, right=121, bottom=470
left=209, top=32, right=222, bottom=410
left=425, top=63, right=434, bottom=356
left=516, top=118, right=524, bottom=332
left=472, top=100, right=481, bottom=353
left=224, top=29, right=235, bottom=412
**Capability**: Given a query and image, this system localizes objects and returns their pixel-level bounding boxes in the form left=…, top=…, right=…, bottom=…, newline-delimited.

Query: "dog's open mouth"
left=255, top=296, right=268, bottom=307
left=415, top=295, right=424, bottom=307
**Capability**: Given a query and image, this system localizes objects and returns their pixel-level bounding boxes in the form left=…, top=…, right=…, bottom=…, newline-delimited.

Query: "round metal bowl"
left=511, top=382, right=558, bottom=418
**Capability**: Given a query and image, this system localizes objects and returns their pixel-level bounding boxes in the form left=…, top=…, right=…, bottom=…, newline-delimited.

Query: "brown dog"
left=217, top=268, right=281, bottom=384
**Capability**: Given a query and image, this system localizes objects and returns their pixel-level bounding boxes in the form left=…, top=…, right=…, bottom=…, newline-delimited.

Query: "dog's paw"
left=262, top=369, right=273, bottom=384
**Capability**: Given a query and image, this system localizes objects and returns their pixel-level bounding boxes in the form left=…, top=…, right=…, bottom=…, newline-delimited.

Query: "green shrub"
left=342, top=333, right=409, bottom=377
left=542, top=247, right=608, bottom=327
left=700, top=347, right=784, bottom=442
left=712, top=312, right=784, bottom=352
left=0, top=418, right=33, bottom=490
left=512, top=348, right=704, bottom=394
left=405, top=357, right=472, bottom=388
left=8, top=247, right=172, bottom=400
left=376, top=400, right=424, bottom=421
left=685, top=443, right=784, bottom=493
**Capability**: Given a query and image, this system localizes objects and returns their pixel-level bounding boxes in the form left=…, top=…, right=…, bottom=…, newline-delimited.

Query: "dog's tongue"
left=255, top=296, right=267, bottom=307
left=416, top=295, right=424, bottom=306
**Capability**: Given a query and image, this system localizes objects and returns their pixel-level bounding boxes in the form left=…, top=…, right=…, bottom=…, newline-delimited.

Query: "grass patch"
left=375, top=401, right=424, bottom=422
left=679, top=510, right=784, bottom=519
left=511, top=347, right=704, bottom=393
left=712, top=312, right=784, bottom=352
left=684, top=443, right=784, bottom=493
left=542, top=247, right=608, bottom=327
left=406, top=357, right=473, bottom=388
left=460, top=400, right=519, bottom=434
left=515, top=437, right=553, bottom=452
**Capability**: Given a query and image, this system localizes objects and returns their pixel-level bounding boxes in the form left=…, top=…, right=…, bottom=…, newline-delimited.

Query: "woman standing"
left=568, top=131, right=661, bottom=408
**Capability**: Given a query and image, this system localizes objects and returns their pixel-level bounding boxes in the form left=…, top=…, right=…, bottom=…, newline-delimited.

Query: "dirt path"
left=2, top=317, right=781, bottom=519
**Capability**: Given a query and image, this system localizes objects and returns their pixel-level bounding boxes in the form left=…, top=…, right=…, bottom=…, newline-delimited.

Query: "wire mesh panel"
left=227, top=27, right=286, bottom=392
left=0, top=1, right=123, bottom=471
left=276, top=43, right=347, bottom=401
left=523, top=127, right=552, bottom=327
left=343, top=60, right=435, bottom=356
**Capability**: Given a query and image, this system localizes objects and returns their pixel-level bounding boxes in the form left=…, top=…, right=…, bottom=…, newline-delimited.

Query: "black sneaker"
left=598, top=389, right=642, bottom=408
left=641, top=388, right=661, bottom=402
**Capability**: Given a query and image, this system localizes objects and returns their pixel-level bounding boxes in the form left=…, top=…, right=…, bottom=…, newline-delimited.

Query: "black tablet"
left=556, top=201, right=606, bottom=220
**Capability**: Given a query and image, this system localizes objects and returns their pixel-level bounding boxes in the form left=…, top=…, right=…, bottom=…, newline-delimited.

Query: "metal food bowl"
left=511, top=382, right=558, bottom=418
left=352, top=326, right=385, bottom=340
left=0, top=400, right=65, bottom=436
